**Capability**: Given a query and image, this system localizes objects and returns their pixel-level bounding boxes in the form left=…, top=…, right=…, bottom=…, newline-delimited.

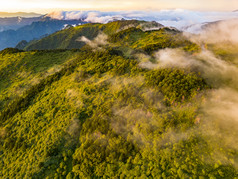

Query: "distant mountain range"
left=0, top=18, right=86, bottom=50
left=0, top=16, right=42, bottom=32
left=0, top=10, right=238, bottom=50
left=0, top=12, right=42, bottom=17
left=183, top=18, right=238, bottom=34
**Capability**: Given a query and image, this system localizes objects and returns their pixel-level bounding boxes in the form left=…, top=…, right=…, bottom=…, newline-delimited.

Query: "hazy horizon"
left=1, top=0, right=237, bottom=13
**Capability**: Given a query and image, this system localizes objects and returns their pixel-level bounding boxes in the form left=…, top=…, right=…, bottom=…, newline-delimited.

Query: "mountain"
left=15, top=40, right=28, bottom=49
left=182, top=18, right=238, bottom=34
left=0, top=16, right=42, bottom=32
left=0, top=20, right=238, bottom=178
left=1, top=9, right=237, bottom=50
left=0, top=12, right=43, bottom=32
left=24, top=20, right=199, bottom=54
left=0, top=19, right=86, bottom=50
left=0, top=12, right=42, bottom=18
left=201, top=18, right=238, bottom=30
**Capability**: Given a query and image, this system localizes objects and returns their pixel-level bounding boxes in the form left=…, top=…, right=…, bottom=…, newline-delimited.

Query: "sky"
left=0, top=0, right=237, bottom=13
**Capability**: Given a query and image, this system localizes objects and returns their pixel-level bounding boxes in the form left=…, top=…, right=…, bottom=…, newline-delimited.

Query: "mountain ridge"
left=0, top=12, right=42, bottom=17
left=23, top=20, right=199, bottom=54
left=0, top=19, right=238, bottom=178
left=0, top=19, right=86, bottom=50
left=0, top=16, right=42, bottom=32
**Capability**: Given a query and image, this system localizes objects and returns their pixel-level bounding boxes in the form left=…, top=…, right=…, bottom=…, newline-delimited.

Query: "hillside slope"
left=0, top=20, right=238, bottom=178
left=0, top=48, right=81, bottom=111
left=24, top=20, right=199, bottom=54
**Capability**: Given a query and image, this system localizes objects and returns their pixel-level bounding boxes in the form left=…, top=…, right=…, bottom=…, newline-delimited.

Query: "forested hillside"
left=0, top=20, right=238, bottom=178
left=24, top=20, right=199, bottom=53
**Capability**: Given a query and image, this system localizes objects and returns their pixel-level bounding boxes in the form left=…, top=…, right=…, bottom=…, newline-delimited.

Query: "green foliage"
left=0, top=48, right=24, bottom=55
left=145, top=68, right=208, bottom=105
left=109, top=27, right=144, bottom=43
left=0, top=20, right=237, bottom=178
left=25, top=20, right=200, bottom=55
left=0, top=49, right=80, bottom=110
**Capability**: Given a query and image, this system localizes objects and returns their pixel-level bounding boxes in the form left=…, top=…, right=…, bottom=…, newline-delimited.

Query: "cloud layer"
left=188, top=19, right=238, bottom=43
left=46, top=9, right=238, bottom=31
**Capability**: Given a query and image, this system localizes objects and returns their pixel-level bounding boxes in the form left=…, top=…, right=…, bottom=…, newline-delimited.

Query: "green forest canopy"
left=0, top=20, right=238, bottom=178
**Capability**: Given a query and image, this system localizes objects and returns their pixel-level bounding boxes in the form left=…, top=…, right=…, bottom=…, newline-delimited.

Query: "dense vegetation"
left=0, top=20, right=237, bottom=178
left=24, top=20, right=200, bottom=54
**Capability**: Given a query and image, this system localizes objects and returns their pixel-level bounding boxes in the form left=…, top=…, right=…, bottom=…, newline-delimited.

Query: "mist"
left=186, top=18, right=238, bottom=43
left=107, top=18, right=238, bottom=168
left=2, top=7, right=238, bottom=177
left=158, top=31, right=238, bottom=167
left=77, top=32, right=108, bottom=50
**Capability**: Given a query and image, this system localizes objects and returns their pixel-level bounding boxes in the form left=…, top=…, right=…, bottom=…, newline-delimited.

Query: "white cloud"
left=77, top=32, right=108, bottom=50
left=198, top=19, right=238, bottom=43
left=45, top=9, right=238, bottom=30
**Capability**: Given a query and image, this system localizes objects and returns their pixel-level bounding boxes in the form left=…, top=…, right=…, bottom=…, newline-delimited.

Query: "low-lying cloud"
left=187, top=19, right=238, bottom=43
left=46, top=9, right=238, bottom=31
left=77, top=32, right=108, bottom=50
left=145, top=48, right=238, bottom=88
left=136, top=39, right=238, bottom=167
